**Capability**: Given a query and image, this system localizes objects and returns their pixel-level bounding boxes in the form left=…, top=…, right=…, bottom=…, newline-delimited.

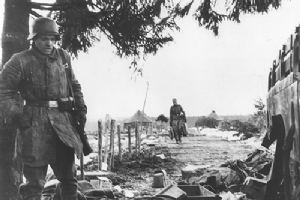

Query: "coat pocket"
left=17, top=107, right=33, bottom=130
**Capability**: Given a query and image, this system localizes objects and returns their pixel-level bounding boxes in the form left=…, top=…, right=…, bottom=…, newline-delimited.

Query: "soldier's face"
left=34, top=35, right=56, bottom=55
left=173, top=99, right=177, bottom=105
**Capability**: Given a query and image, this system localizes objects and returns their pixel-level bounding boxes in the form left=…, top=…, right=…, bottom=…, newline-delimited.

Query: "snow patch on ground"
left=187, top=127, right=205, bottom=136
left=198, top=128, right=241, bottom=141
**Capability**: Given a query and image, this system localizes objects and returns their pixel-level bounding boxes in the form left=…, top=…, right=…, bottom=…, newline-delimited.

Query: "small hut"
left=124, top=110, right=153, bottom=131
left=208, top=110, right=219, bottom=120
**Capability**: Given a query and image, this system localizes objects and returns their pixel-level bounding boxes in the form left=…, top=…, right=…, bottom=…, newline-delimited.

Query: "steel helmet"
left=27, top=17, right=60, bottom=40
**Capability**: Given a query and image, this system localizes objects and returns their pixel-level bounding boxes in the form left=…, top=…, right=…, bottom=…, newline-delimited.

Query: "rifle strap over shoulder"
left=58, top=48, right=75, bottom=101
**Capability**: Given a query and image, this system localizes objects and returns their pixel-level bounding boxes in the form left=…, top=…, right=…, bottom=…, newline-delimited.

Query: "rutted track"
left=164, top=134, right=255, bottom=167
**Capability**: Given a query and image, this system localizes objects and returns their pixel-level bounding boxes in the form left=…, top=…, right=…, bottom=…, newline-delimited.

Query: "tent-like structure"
left=208, top=110, right=219, bottom=120
left=124, top=110, right=153, bottom=129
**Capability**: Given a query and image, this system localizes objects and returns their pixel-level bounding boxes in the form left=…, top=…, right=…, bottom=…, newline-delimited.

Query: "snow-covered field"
left=187, top=127, right=271, bottom=152
left=196, top=128, right=241, bottom=141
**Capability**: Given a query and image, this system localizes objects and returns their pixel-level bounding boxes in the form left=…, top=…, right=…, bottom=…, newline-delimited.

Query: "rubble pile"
left=110, top=146, right=185, bottom=197
left=180, top=148, right=273, bottom=199
left=75, top=142, right=185, bottom=199
left=40, top=131, right=274, bottom=200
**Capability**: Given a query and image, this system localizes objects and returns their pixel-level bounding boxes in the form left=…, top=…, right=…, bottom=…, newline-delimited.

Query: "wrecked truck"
left=264, top=26, right=300, bottom=199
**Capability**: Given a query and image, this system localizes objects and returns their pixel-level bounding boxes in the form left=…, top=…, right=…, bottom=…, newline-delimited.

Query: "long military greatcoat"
left=170, top=104, right=185, bottom=124
left=0, top=47, right=85, bottom=167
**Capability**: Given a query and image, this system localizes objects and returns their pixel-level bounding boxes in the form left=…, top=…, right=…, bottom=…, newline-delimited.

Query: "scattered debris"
left=179, top=147, right=273, bottom=198
left=181, top=164, right=211, bottom=181
left=90, top=177, right=113, bottom=190
left=242, top=177, right=267, bottom=200
left=41, top=130, right=272, bottom=199
left=154, top=184, right=222, bottom=200
left=180, top=184, right=222, bottom=200
left=219, top=191, right=247, bottom=200
left=153, top=170, right=168, bottom=188
left=156, top=154, right=166, bottom=160
left=154, top=184, right=187, bottom=199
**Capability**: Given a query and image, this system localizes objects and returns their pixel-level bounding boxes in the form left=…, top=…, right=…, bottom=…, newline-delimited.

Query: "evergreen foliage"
left=249, top=98, right=267, bottom=132
left=156, top=114, right=169, bottom=123
left=27, top=0, right=283, bottom=72
left=195, top=116, right=218, bottom=128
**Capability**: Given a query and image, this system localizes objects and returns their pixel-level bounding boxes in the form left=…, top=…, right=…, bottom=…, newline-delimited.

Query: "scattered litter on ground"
left=41, top=128, right=273, bottom=199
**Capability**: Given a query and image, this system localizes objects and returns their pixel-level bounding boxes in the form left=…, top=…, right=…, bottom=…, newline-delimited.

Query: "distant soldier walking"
left=0, top=17, right=90, bottom=200
left=170, top=98, right=186, bottom=143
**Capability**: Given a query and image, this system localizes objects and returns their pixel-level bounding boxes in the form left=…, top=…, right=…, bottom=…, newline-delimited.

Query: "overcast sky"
left=1, top=1, right=300, bottom=121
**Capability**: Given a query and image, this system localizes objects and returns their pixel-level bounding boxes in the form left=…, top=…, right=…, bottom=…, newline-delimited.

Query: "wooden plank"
left=80, top=170, right=115, bottom=178
left=294, top=34, right=300, bottom=73
left=276, top=50, right=281, bottom=67
left=275, top=63, right=281, bottom=82
left=284, top=52, right=293, bottom=76
left=98, top=120, right=103, bottom=171
left=285, top=34, right=293, bottom=53
left=282, top=44, right=286, bottom=57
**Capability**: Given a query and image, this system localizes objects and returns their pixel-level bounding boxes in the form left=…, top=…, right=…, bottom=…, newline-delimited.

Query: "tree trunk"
left=1, top=0, right=30, bottom=66
left=56, top=0, right=88, bottom=50
left=1, top=0, right=30, bottom=199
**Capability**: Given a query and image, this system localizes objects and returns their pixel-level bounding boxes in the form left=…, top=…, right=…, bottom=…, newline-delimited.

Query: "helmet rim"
left=27, top=17, right=60, bottom=40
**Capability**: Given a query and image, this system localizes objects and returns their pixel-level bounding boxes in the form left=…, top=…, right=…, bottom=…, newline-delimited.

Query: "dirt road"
left=167, top=135, right=255, bottom=165
left=112, top=129, right=260, bottom=197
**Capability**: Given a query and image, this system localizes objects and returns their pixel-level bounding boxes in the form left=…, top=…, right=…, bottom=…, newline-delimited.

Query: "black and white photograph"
left=0, top=0, right=300, bottom=199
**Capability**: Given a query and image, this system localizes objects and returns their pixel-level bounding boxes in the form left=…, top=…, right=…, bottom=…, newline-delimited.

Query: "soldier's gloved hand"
left=73, top=105, right=87, bottom=126
left=74, top=111, right=86, bottom=127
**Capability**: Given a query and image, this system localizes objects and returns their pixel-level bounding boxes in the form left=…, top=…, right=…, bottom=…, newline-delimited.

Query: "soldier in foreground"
left=1, top=17, right=90, bottom=200
left=170, top=98, right=186, bottom=143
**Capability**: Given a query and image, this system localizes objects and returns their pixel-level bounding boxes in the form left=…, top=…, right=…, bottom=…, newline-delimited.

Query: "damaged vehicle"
left=264, top=25, right=300, bottom=200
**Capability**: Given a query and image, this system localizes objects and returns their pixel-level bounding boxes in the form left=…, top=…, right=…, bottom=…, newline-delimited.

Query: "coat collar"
left=30, top=46, right=59, bottom=61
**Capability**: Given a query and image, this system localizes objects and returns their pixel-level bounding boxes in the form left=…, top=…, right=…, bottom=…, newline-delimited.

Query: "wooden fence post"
left=80, top=154, right=84, bottom=180
left=135, top=122, right=139, bottom=155
left=138, top=124, right=141, bottom=153
left=109, top=119, right=115, bottom=171
left=128, top=126, right=131, bottom=156
left=103, top=115, right=110, bottom=169
left=98, top=120, right=102, bottom=171
left=117, top=125, right=122, bottom=162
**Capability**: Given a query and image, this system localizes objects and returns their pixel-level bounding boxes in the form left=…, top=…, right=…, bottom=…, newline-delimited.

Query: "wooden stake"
left=103, top=116, right=110, bottom=169
left=80, top=154, right=84, bottom=180
left=109, top=119, right=115, bottom=171
left=117, top=125, right=122, bottom=162
left=135, top=122, right=139, bottom=155
left=138, top=124, right=141, bottom=153
left=128, top=126, right=131, bottom=156
left=98, top=120, right=102, bottom=171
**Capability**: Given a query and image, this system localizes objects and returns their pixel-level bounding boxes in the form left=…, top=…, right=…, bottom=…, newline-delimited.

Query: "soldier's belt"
left=25, top=100, right=58, bottom=108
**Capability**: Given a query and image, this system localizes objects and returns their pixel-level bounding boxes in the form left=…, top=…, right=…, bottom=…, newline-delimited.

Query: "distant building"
left=208, top=110, right=219, bottom=120
left=124, top=110, right=153, bottom=133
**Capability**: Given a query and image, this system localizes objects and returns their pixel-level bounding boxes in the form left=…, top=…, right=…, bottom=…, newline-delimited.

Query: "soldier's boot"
left=57, top=180, right=78, bottom=200
left=170, top=129, right=174, bottom=140
left=179, top=133, right=182, bottom=143
left=174, top=132, right=179, bottom=144
left=19, top=182, right=43, bottom=200
left=20, top=165, right=48, bottom=200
